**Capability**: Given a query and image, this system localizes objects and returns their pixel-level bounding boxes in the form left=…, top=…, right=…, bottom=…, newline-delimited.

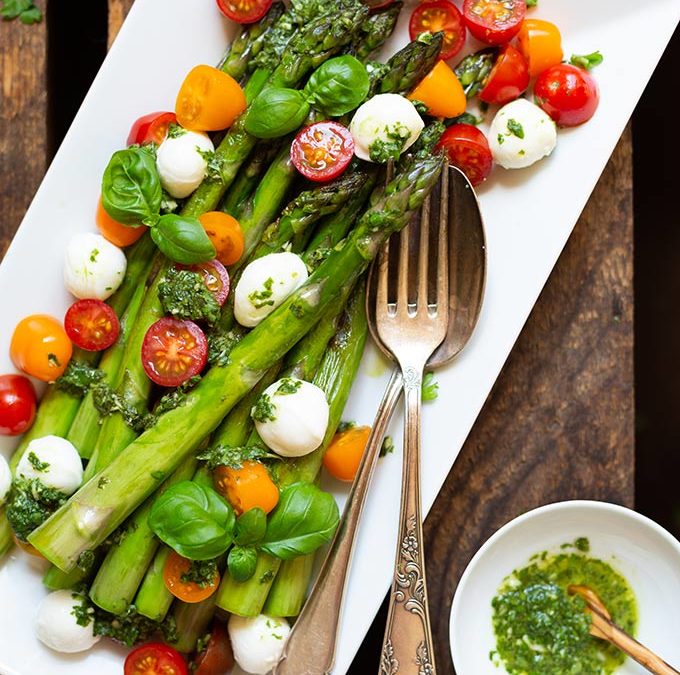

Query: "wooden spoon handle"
left=590, top=612, right=680, bottom=675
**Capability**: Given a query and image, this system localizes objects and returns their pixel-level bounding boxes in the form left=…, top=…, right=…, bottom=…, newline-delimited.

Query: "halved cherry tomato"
left=96, top=197, right=146, bottom=247
left=10, top=315, right=72, bottom=382
left=436, top=124, right=493, bottom=186
left=124, top=642, right=188, bottom=675
left=127, top=111, right=177, bottom=147
left=408, top=60, right=466, bottom=119
left=323, top=426, right=371, bottom=482
left=176, top=65, right=247, bottom=132
left=517, top=19, right=563, bottom=78
left=479, top=44, right=529, bottom=105
left=409, top=0, right=466, bottom=61
left=198, top=212, right=245, bottom=267
left=291, top=122, right=354, bottom=183
left=141, top=318, right=208, bottom=387
left=0, top=374, right=36, bottom=436
left=179, top=260, right=230, bottom=306
left=163, top=551, right=220, bottom=603
left=12, top=533, right=43, bottom=556
left=64, top=299, right=120, bottom=352
left=462, top=0, right=525, bottom=45
left=191, top=620, right=234, bottom=675
left=363, top=0, right=396, bottom=9
left=216, top=0, right=273, bottom=24
left=214, top=461, right=279, bottom=516
left=534, top=63, right=599, bottom=127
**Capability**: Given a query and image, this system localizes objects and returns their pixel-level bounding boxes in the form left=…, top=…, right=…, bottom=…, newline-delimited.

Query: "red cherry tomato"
left=0, top=374, right=37, bottom=436
left=64, top=299, right=120, bottom=352
left=216, top=0, right=273, bottom=24
left=462, top=0, right=525, bottom=45
left=363, top=0, right=396, bottom=9
left=179, top=260, right=230, bottom=307
left=124, top=642, right=188, bottom=675
left=534, top=63, right=600, bottom=127
left=141, top=318, right=208, bottom=387
left=479, top=44, right=529, bottom=105
left=409, top=0, right=466, bottom=61
left=291, top=121, right=355, bottom=183
left=436, top=124, right=493, bottom=187
left=127, top=112, right=177, bottom=147
left=191, top=620, right=235, bottom=675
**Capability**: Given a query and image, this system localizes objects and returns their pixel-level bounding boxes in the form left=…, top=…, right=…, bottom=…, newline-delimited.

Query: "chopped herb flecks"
left=251, top=392, right=277, bottom=423
left=507, top=119, right=525, bottom=139
left=276, top=378, right=302, bottom=395
left=248, top=277, right=275, bottom=309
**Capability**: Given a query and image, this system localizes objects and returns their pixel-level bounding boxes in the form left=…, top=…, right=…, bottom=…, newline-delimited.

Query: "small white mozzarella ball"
left=234, top=252, right=308, bottom=328
left=0, top=455, right=11, bottom=505
left=16, top=435, right=83, bottom=495
left=488, top=98, right=557, bottom=169
left=254, top=378, right=329, bottom=458
left=349, top=93, right=424, bottom=163
left=35, top=590, right=100, bottom=653
left=64, top=232, right=126, bottom=300
left=156, top=129, right=214, bottom=198
left=229, top=614, right=290, bottom=675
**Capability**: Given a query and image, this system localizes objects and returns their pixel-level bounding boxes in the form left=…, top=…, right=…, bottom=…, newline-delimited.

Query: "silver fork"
left=376, top=168, right=449, bottom=675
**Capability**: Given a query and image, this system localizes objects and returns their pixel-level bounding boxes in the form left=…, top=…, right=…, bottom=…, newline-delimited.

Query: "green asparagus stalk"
left=173, top=591, right=226, bottom=654
left=347, top=1, right=403, bottom=62
left=263, top=553, right=315, bottom=617
left=0, top=510, right=12, bottom=558
left=454, top=47, right=496, bottom=99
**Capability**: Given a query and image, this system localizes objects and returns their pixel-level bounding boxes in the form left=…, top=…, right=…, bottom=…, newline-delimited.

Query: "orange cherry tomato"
left=96, top=197, right=146, bottom=247
left=323, top=426, right=371, bottom=482
left=12, top=533, right=44, bottom=557
left=198, top=212, right=245, bottom=266
left=163, top=551, right=220, bottom=603
left=176, top=65, right=247, bottom=132
left=10, top=315, right=72, bottom=382
left=213, top=461, right=279, bottom=516
left=517, top=19, right=564, bottom=78
left=408, top=60, right=467, bottom=119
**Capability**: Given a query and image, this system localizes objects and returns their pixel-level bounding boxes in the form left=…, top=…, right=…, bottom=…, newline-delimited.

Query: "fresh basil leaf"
left=260, top=482, right=339, bottom=560
left=151, top=214, right=216, bottom=264
left=228, top=545, right=258, bottom=582
left=304, top=55, right=370, bottom=117
left=235, top=507, right=267, bottom=546
left=245, top=88, right=310, bottom=139
left=101, top=147, right=162, bottom=226
left=148, top=481, right=235, bottom=560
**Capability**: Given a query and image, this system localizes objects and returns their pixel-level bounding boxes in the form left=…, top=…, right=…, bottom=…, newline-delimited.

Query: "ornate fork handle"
left=274, top=370, right=404, bottom=675
left=380, top=364, right=436, bottom=675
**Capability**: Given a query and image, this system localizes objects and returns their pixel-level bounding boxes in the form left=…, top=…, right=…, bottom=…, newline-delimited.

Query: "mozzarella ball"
left=0, top=455, right=11, bottom=505
left=229, top=614, right=290, bottom=675
left=488, top=98, right=557, bottom=169
left=350, top=93, right=424, bottom=163
left=16, top=435, right=83, bottom=495
left=156, top=129, right=214, bottom=198
left=64, top=232, right=126, bottom=300
left=234, top=252, right=308, bottom=328
left=36, top=590, right=100, bottom=653
left=253, top=378, right=329, bottom=458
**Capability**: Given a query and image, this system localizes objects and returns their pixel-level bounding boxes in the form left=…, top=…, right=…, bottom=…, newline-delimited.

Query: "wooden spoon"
left=568, top=584, right=680, bottom=675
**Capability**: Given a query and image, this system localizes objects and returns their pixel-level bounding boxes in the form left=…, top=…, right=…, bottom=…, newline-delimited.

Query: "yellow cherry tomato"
left=198, top=211, right=245, bottom=266
left=96, top=197, right=146, bottom=247
left=10, top=315, right=72, bottom=382
left=408, top=60, right=467, bottom=119
left=214, top=460, right=279, bottom=516
left=323, top=425, right=371, bottom=482
left=176, top=65, right=247, bottom=132
left=517, top=19, right=564, bottom=78
left=163, top=551, right=220, bottom=603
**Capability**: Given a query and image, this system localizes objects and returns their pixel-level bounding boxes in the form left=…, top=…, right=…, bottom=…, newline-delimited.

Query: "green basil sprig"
left=245, top=88, right=311, bottom=139
left=261, top=482, right=339, bottom=560
left=101, top=147, right=162, bottom=226
left=151, top=214, right=216, bottom=265
left=234, top=507, right=267, bottom=546
left=149, top=481, right=236, bottom=561
left=228, top=545, right=258, bottom=582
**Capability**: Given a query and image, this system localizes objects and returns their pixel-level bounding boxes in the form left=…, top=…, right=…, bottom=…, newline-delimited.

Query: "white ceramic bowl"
left=450, top=500, right=680, bottom=675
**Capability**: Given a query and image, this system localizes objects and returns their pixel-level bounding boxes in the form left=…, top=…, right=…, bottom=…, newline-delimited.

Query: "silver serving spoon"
left=273, top=165, right=486, bottom=675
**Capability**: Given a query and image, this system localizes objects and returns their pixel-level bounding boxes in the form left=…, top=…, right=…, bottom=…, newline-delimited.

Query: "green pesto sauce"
left=491, top=539, right=638, bottom=675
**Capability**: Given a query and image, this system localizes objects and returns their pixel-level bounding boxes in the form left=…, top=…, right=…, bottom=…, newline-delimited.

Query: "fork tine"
left=436, top=166, right=450, bottom=311
left=397, top=225, right=410, bottom=314
left=418, top=193, right=432, bottom=310
left=376, top=239, right=390, bottom=312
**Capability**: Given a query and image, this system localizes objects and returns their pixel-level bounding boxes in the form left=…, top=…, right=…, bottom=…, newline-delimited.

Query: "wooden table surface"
left=0, top=3, right=634, bottom=673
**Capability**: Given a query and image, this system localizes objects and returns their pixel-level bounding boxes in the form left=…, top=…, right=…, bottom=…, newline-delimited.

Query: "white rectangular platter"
left=1, top=1, right=679, bottom=673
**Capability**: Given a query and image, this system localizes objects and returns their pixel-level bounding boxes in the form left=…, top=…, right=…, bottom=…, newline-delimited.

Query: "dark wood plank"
left=108, top=0, right=134, bottom=46
left=424, top=128, right=634, bottom=673
left=0, top=13, right=48, bottom=255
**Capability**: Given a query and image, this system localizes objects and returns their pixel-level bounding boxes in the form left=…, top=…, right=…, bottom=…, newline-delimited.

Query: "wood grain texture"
left=423, top=128, right=634, bottom=674
left=108, top=0, right=134, bottom=46
left=0, top=12, right=48, bottom=258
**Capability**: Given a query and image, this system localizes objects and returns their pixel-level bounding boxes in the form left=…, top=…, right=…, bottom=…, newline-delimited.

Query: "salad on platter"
left=0, top=0, right=602, bottom=672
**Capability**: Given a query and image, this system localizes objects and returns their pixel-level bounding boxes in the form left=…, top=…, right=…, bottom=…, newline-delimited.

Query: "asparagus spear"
left=347, top=1, right=403, bottom=62
left=0, top=510, right=11, bottom=558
